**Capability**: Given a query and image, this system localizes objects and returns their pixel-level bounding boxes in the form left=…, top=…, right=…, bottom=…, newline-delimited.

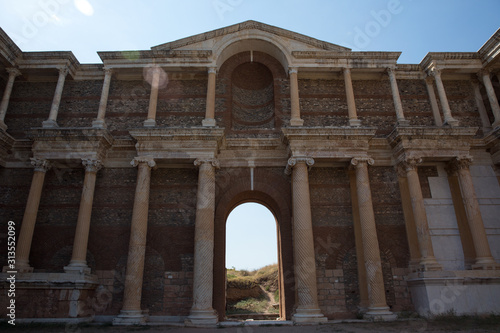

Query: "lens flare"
left=74, top=0, right=94, bottom=16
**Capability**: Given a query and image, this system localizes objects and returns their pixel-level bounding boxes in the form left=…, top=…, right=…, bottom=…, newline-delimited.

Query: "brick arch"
left=213, top=167, right=294, bottom=321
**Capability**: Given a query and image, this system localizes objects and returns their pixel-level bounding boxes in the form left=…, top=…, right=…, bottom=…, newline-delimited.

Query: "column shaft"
left=187, top=159, right=218, bottom=325
left=402, top=158, right=442, bottom=270
left=15, top=159, right=51, bottom=272
left=431, top=69, right=458, bottom=127
left=93, top=68, right=113, bottom=128
left=202, top=67, right=217, bottom=127
left=65, top=159, right=102, bottom=273
left=481, top=71, right=500, bottom=127
left=343, top=68, right=361, bottom=127
left=471, top=79, right=492, bottom=128
left=424, top=77, right=443, bottom=126
left=43, top=67, right=69, bottom=128
left=289, top=68, right=304, bottom=126
left=0, top=68, right=21, bottom=130
left=387, top=68, right=408, bottom=125
left=144, top=67, right=161, bottom=127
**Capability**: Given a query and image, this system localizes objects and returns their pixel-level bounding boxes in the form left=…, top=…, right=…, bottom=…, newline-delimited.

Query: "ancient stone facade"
left=1, top=21, right=500, bottom=325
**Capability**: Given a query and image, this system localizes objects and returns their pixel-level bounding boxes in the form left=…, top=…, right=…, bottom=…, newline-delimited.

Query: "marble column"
left=114, top=157, right=155, bottom=325
left=14, top=158, right=51, bottom=272
left=480, top=70, right=500, bottom=128
left=348, top=168, right=370, bottom=309
left=430, top=68, right=458, bottom=127
left=187, top=158, right=219, bottom=326
left=343, top=68, right=361, bottom=127
left=285, top=157, right=326, bottom=323
left=471, top=78, right=492, bottom=129
left=351, top=157, right=395, bottom=320
left=424, top=77, right=443, bottom=126
left=92, top=68, right=113, bottom=128
left=42, top=66, right=69, bottom=128
left=400, top=157, right=442, bottom=271
left=64, top=159, right=103, bottom=274
left=387, top=68, right=409, bottom=126
left=0, top=68, right=22, bottom=131
left=144, top=66, right=161, bottom=127
left=289, top=67, right=304, bottom=126
left=202, top=67, right=217, bottom=127
left=448, top=156, right=499, bottom=269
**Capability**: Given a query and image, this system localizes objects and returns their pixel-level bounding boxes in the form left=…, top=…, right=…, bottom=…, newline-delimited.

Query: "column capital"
left=288, top=67, right=298, bottom=75
left=194, top=158, right=220, bottom=169
left=386, top=67, right=396, bottom=76
left=398, top=156, right=422, bottom=172
left=103, top=67, right=114, bottom=76
left=30, top=158, right=52, bottom=172
left=131, top=156, right=156, bottom=169
left=446, top=155, right=473, bottom=175
left=285, top=156, right=314, bottom=175
left=207, top=67, right=217, bottom=74
left=82, top=158, right=103, bottom=173
left=6, top=67, right=22, bottom=77
left=429, top=67, right=442, bottom=78
left=350, top=157, right=374, bottom=167
left=56, top=66, right=70, bottom=77
left=478, top=69, right=491, bottom=77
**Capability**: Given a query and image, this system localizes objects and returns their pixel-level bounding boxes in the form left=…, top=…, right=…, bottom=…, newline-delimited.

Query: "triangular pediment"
left=152, top=20, right=351, bottom=53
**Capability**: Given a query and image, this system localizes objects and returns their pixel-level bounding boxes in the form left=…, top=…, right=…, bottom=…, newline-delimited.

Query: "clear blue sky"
left=1, top=0, right=499, bottom=270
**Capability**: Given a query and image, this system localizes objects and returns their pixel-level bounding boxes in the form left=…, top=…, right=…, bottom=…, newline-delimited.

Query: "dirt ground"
left=1, top=318, right=500, bottom=333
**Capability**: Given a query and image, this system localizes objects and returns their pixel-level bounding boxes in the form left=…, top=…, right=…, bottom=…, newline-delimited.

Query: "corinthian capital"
left=285, top=156, right=314, bottom=175
left=131, top=156, right=156, bottom=169
left=194, top=158, right=220, bottom=169
left=82, top=159, right=103, bottom=173
left=398, top=156, right=422, bottom=172
left=30, top=158, right=52, bottom=173
left=446, top=155, right=473, bottom=175
left=429, top=67, right=442, bottom=78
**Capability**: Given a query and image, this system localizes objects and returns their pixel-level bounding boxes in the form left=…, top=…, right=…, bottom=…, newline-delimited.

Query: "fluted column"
left=343, top=68, right=361, bottom=127
left=430, top=68, right=458, bottom=127
left=92, top=68, right=113, bottom=128
left=186, top=158, right=219, bottom=326
left=144, top=66, right=161, bottom=127
left=14, top=158, right=51, bottom=272
left=42, top=66, right=69, bottom=128
left=285, top=157, right=326, bottom=323
left=202, top=67, right=217, bottom=127
left=0, top=68, right=22, bottom=130
left=471, top=78, right=492, bottom=129
left=289, top=67, right=304, bottom=126
left=351, top=158, right=395, bottom=320
left=400, top=157, right=442, bottom=271
left=480, top=70, right=500, bottom=127
left=64, top=159, right=103, bottom=274
left=387, top=68, right=409, bottom=126
left=447, top=156, right=499, bottom=270
left=114, top=157, right=155, bottom=325
left=424, top=77, right=443, bottom=126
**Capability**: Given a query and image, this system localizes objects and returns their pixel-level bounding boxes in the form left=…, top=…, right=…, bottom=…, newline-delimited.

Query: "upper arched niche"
left=214, top=37, right=290, bottom=72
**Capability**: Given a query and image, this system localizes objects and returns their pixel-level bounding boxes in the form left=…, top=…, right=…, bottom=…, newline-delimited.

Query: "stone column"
left=114, top=157, right=155, bottom=325
left=430, top=68, right=458, bottom=127
left=480, top=70, right=500, bottom=127
left=144, top=66, right=161, bottom=127
left=202, top=67, right=217, bottom=127
left=92, top=68, right=113, bottom=128
left=285, top=157, right=326, bottom=323
left=289, top=67, right=304, bottom=126
left=14, top=158, right=51, bottom=272
left=186, top=158, right=219, bottom=326
left=42, top=66, right=69, bottom=128
left=350, top=158, right=395, bottom=320
left=448, top=156, right=499, bottom=269
left=387, top=68, right=409, bottom=126
left=0, top=68, right=22, bottom=131
left=424, top=77, right=443, bottom=126
left=348, top=168, right=370, bottom=309
left=400, top=157, right=442, bottom=271
left=64, top=159, right=103, bottom=274
left=343, top=68, right=361, bottom=127
left=471, top=78, right=492, bottom=129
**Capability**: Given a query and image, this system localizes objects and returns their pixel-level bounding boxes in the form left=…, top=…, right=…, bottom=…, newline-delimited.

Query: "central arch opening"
left=225, top=202, right=281, bottom=320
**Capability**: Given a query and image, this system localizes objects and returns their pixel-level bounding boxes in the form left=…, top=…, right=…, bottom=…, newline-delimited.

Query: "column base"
left=185, top=309, right=218, bottom=326
left=397, top=119, right=410, bottom=127
left=290, top=118, right=304, bottom=126
left=349, top=118, right=362, bottom=127
left=0, top=121, right=7, bottom=131
left=3, top=264, right=33, bottom=273
left=143, top=119, right=156, bottom=127
left=413, top=257, right=442, bottom=272
left=42, top=119, right=59, bottom=128
left=364, top=306, right=397, bottom=321
left=63, top=264, right=92, bottom=275
left=492, top=119, right=500, bottom=129
left=92, top=119, right=106, bottom=129
left=443, top=118, right=459, bottom=127
left=202, top=118, right=216, bottom=127
left=472, top=257, right=500, bottom=270
left=292, top=308, right=327, bottom=324
left=113, top=310, right=149, bottom=325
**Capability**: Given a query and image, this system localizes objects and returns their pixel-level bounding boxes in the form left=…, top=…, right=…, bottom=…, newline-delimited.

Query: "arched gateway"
left=1, top=21, right=500, bottom=326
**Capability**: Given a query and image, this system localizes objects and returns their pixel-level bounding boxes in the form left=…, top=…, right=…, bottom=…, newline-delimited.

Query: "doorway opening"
left=225, top=202, right=281, bottom=320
